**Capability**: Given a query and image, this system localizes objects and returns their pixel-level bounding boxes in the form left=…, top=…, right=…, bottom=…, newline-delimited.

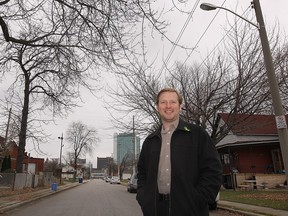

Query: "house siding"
left=215, top=113, right=287, bottom=189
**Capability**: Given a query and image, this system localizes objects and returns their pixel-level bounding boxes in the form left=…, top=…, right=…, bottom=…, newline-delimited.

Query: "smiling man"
left=156, top=89, right=181, bottom=126
left=136, top=88, right=222, bottom=216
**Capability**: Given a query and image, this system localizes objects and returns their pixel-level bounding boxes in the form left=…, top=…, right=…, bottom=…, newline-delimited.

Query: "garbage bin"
left=51, top=183, right=58, bottom=191
left=79, top=178, right=83, bottom=183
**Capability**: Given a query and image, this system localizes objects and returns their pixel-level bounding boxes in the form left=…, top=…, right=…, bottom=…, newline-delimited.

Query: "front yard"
left=220, top=189, right=288, bottom=211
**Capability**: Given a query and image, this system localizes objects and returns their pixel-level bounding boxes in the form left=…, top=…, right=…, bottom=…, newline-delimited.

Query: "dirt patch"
left=0, top=186, right=49, bottom=199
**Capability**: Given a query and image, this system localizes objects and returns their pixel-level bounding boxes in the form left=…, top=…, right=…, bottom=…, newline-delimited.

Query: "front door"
left=271, top=149, right=283, bottom=173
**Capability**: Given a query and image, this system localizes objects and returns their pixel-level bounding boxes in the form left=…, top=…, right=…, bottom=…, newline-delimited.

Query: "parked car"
left=127, top=172, right=138, bottom=193
left=105, top=176, right=111, bottom=183
left=110, top=176, right=120, bottom=184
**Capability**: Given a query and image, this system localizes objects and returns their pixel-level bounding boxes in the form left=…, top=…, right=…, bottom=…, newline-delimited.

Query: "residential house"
left=215, top=113, right=287, bottom=189
left=0, top=137, right=20, bottom=171
left=61, top=164, right=75, bottom=180
left=0, top=136, right=44, bottom=174
left=68, top=158, right=88, bottom=179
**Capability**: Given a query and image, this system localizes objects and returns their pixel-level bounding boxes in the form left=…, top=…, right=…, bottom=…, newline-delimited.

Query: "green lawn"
left=220, top=189, right=288, bottom=211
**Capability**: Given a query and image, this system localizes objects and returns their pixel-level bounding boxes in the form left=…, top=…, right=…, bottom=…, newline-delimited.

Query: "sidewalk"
left=0, top=181, right=81, bottom=214
left=218, top=200, right=288, bottom=216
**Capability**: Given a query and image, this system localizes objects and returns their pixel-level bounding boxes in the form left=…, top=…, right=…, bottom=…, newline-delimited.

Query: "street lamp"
left=201, top=0, right=288, bottom=184
left=58, top=133, right=64, bottom=184
left=200, top=3, right=258, bottom=28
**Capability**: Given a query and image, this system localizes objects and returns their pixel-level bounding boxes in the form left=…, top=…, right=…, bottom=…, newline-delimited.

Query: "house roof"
left=218, top=113, right=288, bottom=135
left=215, top=113, right=288, bottom=149
left=216, top=136, right=279, bottom=149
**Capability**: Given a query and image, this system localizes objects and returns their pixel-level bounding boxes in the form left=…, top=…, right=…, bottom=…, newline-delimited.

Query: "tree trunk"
left=16, top=80, right=30, bottom=173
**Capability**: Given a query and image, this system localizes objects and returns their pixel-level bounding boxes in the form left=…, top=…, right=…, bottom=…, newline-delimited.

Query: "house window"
left=221, top=154, right=230, bottom=165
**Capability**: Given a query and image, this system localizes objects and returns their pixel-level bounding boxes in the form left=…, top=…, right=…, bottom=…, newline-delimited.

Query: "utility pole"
left=200, top=0, right=288, bottom=188
left=132, top=116, right=136, bottom=174
left=58, top=133, right=64, bottom=184
left=4, top=107, right=12, bottom=146
left=252, top=0, right=288, bottom=184
left=1, top=107, right=12, bottom=170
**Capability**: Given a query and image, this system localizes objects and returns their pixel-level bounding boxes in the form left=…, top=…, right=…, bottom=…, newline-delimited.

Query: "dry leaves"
left=240, top=193, right=288, bottom=201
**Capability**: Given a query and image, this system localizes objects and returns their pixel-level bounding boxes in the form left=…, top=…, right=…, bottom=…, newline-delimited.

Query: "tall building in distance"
left=97, top=157, right=113, bottom=170
left=113, top=133, right=140, bottom=165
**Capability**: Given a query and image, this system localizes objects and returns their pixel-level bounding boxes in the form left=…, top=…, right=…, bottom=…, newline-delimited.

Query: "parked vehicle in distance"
left=110, top=176, right=120, bottom=184
left=105, top=176, right=111, bottom=183
left=127, top=172, right=137, bottom=193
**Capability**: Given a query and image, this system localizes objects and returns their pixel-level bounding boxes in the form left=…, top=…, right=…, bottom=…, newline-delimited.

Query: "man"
left=136, top=88, right=222, bottom=216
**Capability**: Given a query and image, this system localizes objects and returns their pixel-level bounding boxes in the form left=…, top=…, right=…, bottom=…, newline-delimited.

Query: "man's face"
left=156, top=91, right=181, bottom=123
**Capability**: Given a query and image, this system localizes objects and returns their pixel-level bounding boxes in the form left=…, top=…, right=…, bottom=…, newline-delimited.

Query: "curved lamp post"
left=200, top=3, right=258, bottom=28
left=201, top=0, right=288, bottom=184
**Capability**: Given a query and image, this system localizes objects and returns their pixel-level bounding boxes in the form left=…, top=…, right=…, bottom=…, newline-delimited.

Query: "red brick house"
left=215, top=113, right=286, bottom=189
left=0, top=136, right=44, bottom=174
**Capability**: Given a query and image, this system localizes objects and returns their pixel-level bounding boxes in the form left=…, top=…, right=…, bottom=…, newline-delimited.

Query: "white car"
left=127, top=172, right=138, bottom=193
left=110, top=176, right=120, bottom=184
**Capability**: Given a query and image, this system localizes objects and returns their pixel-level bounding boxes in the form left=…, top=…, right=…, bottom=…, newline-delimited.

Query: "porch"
left=223, top=173, right=287, bottom=190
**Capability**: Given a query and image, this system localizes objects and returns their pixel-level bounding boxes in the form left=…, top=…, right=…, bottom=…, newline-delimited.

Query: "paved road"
left=6, top=179, right=141, bottom=216
left=5, top=179, right=240, bottom=216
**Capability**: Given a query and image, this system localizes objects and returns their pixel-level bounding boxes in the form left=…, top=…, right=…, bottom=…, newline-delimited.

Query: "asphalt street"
left=2, top=179, right=238, bottom=216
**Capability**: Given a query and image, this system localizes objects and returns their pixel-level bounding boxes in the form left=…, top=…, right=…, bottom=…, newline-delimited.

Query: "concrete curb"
left=218, top=205, right=266, bottom=216
left=218, top=200, right=288, bottom=216
left=0, top=182, right=81, bottom=214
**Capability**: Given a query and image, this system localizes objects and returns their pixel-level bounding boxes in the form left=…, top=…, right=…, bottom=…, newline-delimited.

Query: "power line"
left=196, top=6, right=253, bottom=71
left=181, top=0, right=228, bottom=67
left=159, top=0, right=201, bottom=76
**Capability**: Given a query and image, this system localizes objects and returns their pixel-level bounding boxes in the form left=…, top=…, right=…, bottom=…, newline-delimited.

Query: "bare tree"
left=275, top=44, right=288, bottom=110
left=119, top=151, right=133, bottom=180
left=208, top=21, right=286, bottom=143
left=0, top=0, right=169, bottom=172
left=0, top=1, right=167, bottom=62
left=169, top=58, right=233, bottom=128
left=171, top=21, right=287, bottom=143
left=105, top=20, right=288, bottom=144
left=104, top=63, right=163, bottom=135
left=44, top=158, right=59, bottom=176
left=0, top=40, right=94, bottom=172
left=66, top=121, right=99, bottom=180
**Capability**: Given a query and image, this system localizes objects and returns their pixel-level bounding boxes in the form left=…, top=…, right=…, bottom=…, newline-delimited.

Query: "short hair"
left=156, top=88, right=183, bottom=105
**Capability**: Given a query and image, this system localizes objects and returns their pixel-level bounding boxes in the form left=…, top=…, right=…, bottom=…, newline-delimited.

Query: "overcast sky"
left=1, top=0, right=288, bottom=168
